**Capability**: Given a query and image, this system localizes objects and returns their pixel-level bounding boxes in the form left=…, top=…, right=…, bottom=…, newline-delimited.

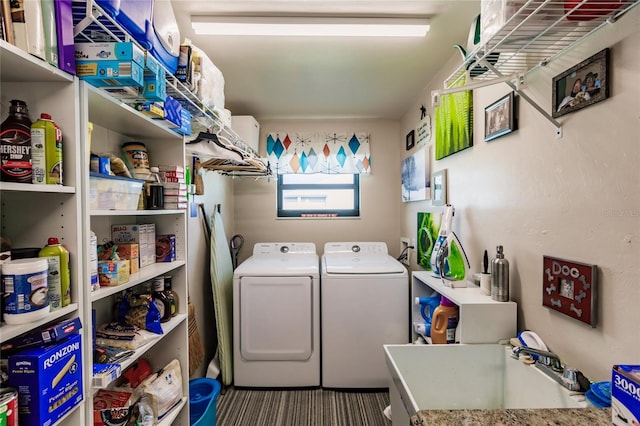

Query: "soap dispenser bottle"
left=491, top=245, right=510, bottom=302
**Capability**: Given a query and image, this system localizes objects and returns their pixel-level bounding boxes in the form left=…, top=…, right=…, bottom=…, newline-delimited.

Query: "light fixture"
left=191, top=16, right=430, bottom=37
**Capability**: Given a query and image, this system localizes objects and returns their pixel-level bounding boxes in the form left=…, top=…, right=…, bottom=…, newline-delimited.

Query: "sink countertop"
left=412, top=407, right=610, bottom=425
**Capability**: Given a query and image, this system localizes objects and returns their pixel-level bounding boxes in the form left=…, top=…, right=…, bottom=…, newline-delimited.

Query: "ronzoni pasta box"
left=7, top=334, right=83, bottom=425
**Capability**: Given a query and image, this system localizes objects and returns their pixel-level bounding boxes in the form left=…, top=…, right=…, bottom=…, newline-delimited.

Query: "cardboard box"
left=156, top=234, right=176, bottom=262
left=74, top=42, right=144, bottom=65
left=144, top=51, right=160, bottom=76
left=98, top=260, right=130, bottom=286
left=1, top=317, right=82, bottom=353
left=76, top=60, right=144, bottom=88
left=93, top=364, right=122, bottom=388
left=163, top=202, right=188, bottom=210
left=172, top=109, right=192, bottom=136
left=143, top=69, right=167, bottom=102
left=115, top=243, right=140, bottom=274
left=8, top=334, right=83, bottom=426
left=135, top=102, right=165, bottom=119
left=612, top=365, right=640, bottom=425
left=112, top=224, right=156, bottom=268
left=163, top=96, right=182, bottom=127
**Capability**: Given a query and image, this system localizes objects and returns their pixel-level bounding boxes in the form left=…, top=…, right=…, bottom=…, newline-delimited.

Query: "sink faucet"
left=512, top=346, right=563, bottom=372
left=512, top=346, right=583, bottom=391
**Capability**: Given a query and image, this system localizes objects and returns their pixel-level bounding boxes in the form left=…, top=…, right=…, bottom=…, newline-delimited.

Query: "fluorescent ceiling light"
left=191, top=16, right=430, bottom=37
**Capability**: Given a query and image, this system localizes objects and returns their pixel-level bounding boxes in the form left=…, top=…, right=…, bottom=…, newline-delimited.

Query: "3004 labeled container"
left=1, top=258, right=49, bottom=324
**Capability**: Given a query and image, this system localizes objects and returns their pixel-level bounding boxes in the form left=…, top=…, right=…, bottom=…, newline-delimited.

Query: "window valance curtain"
left=266, top=132, right=371, bottom=174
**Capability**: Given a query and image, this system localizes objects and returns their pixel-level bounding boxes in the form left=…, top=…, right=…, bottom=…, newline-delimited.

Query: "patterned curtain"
left=266, top=132, right=371, bottom=174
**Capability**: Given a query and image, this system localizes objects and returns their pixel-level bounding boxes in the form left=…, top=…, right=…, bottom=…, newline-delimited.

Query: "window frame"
left=276, top=174, right=360, bottom=218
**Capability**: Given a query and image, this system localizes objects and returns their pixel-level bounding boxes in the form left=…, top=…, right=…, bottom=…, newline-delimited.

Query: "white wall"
left=233, top=118, right=402, bottom=264
left=186, top=168, right=234, bottom=377
left=400, top=8, right=640, bottom=381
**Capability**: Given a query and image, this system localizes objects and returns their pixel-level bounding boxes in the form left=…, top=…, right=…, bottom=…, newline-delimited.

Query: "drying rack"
left=434, top=0, right=640, bottom=137
left=72, top=0, right=270, bottom=176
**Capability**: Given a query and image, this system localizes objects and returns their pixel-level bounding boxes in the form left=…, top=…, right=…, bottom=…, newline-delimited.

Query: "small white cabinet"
left=411, top=271, right=517, bottom=344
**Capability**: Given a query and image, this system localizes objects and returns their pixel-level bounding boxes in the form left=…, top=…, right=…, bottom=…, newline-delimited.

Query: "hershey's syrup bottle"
left=1, top=100, right=33, bottom=183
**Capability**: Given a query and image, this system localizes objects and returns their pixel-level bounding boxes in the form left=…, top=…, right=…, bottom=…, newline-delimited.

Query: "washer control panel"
left=324, top=242, right=388, bottom=255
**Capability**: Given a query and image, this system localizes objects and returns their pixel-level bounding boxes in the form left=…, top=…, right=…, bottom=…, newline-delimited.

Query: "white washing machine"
left=233, top=242, right=320, bottom=387
left=321, top=242, right=409, bottom=388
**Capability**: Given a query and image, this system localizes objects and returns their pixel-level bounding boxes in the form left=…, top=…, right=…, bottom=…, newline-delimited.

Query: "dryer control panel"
left=253, top=242, right=317, bottom=256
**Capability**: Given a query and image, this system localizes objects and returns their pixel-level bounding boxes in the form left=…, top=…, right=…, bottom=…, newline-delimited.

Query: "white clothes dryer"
left=233, top=242, right=320, bottom=387
left=321, top=242, right=409, bottom=388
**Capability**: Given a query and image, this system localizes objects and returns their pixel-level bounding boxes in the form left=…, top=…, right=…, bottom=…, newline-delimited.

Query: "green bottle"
left=39, top=237, right=71, bottom=309
left=31, top=113, right=63, bottom=185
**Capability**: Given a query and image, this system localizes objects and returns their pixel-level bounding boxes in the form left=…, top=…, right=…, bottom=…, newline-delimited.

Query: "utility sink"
left=384, top=344, right=589, bottom=426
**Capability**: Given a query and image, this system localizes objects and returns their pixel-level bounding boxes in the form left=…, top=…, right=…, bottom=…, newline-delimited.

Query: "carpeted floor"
left=216, top=387, right=392, bottom=426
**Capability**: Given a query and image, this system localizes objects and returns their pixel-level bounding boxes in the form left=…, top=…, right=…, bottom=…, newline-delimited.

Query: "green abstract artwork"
left=417, top=212, right=442, bottom=271
left=435, top=77, right=473, bottom=160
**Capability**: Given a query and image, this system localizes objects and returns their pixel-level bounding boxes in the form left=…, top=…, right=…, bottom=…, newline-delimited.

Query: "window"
left=277, top=174, right=360, bottom=218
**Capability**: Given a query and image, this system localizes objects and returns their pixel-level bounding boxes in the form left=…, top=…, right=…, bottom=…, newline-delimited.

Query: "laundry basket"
left=189, top=378, right=221, bottom=426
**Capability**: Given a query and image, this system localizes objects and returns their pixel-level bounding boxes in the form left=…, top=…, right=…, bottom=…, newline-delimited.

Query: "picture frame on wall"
left=552, top=48, right=610, bottom=118
left=484, top=92, right=517, bottom=142
left=406, top=130, right=415, bottom=151
left=432, top=169, right=447, bottom=206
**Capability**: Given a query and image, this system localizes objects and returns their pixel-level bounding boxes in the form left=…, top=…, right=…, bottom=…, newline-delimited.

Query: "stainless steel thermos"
left=491, top=245, right=510, bottom=302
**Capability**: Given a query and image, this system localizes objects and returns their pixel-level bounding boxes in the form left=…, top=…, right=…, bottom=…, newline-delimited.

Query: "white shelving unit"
left=81, top=80, right=190, bottom=425
left=1, top=39, right=85, bottom=426
left=412, top=271, right=517, bottom=344
left=1, top=39, right=190, bottom=425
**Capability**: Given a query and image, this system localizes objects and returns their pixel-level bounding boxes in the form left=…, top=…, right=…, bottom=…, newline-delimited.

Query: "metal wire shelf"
left=72, top=0, right=268, bottom=173
left=438, top=0, right=640, bottom=133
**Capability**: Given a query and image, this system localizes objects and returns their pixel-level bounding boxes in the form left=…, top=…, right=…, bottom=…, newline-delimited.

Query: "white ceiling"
left=170, top=0, right=480, bottom=120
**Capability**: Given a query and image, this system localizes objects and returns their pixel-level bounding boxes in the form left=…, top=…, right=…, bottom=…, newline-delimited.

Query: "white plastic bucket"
left=2, top=258, right=49, bottom=324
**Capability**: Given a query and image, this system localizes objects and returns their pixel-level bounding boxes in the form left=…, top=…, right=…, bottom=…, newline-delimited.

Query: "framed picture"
left=552, top=48, right=610, bottom=118
left=406, top=130, right=415, bottom=151
left=401, top=147, right=430, bottom=202
left=542, top=256, right=597, bottom=327
left=484, top=92, right=518, bottom=142
left=431, top=169, right=447, bottom=206
left=435, top=78, right=473, bottom=160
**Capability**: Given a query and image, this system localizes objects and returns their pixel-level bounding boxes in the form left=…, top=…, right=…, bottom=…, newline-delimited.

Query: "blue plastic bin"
left=189, top=378, right=221, bottom=426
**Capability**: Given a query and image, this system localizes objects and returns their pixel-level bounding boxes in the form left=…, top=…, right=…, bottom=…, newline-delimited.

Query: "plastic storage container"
left=189, top=378, right=221, bottom=426
left=89, top=172, right=144, bottom=210
left=95, top=0, right=154, bottom=49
